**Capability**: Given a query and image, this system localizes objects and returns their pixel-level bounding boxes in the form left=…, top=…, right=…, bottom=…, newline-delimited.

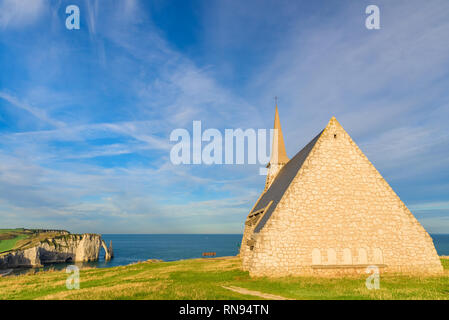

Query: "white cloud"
left=0, top=150, right=258, bottom=233
left=410, top=202, right=449, bottom=212
left=244, top=0, right=449, bottom=175
left=0, top=0, right=46, bottom=29
left=0, top=91, right=66, bottom=128
left=1, top=0, right=448, bottom=233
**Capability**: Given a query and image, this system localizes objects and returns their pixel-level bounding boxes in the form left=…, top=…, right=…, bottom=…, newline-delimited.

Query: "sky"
left=0, top=0, right=448, bottom=234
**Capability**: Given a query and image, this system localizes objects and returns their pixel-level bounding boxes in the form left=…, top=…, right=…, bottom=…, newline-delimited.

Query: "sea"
left=98, top=234, right=243, bottom=267
left=5, top=234, right=449, bottom=275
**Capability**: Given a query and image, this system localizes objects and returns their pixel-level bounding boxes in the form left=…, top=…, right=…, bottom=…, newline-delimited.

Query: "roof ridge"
left=253, top=129, right=323, bottom=233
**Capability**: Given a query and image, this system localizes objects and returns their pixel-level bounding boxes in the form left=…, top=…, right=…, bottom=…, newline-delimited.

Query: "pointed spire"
left=270, top=103, right=289, bottom=165
left=264, top=102, right=289, bottom=191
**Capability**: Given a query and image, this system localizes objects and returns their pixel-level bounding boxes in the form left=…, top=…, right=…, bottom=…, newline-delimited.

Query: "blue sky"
left=0, top=0, right=448, bottom=234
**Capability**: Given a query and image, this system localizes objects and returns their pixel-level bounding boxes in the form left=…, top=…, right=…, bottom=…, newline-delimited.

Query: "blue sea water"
left=96, top=234, right=243, bottom=268
left=430, top=234, right=449, bottom=256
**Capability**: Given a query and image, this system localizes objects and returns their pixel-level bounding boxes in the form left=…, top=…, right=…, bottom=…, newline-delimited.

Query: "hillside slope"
left=0, top=229, right=69, bottom=253
left=1, top=257, right=449, bottom=300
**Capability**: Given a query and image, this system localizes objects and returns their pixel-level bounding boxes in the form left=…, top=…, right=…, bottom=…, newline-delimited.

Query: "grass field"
left=0, top=234, right=28, bottom=253
left=0, top=229, right=29, bottom=253
left=0, top=229, right=68, bottom=254
left=1, top=257, right=449, bottom=300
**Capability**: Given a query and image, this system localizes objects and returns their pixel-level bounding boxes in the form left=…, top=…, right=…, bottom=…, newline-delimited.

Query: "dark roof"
left=253, top=130, right=323, bottom=233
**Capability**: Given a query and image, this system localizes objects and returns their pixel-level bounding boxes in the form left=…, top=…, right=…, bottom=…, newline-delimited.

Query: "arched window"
left=373, top=248, right=383, bottom=264
left=343, top=248, right=352, bottom=265
left=357, top=248, right=368, bottom=264
left=312, top=248, right=321, bottom=265
left=327, top=248, right=337, bottom=265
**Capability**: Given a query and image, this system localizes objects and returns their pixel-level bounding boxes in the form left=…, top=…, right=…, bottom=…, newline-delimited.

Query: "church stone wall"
left=241, top=224, right=255, bottom=270
left=245, top=118, right=442, bottom=277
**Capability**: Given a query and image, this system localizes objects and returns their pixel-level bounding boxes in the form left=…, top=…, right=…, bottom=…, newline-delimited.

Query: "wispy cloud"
left=0, top=0, right=448, bottom=233
left=410, top=202, right=449, bottom=212
left=0, top=91, right=66, bottom=128
left=0, top=0, right=46, bottom=29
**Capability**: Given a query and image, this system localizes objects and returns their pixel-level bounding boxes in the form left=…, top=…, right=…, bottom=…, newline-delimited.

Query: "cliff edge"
left=0, top=233, right=111, bottom=269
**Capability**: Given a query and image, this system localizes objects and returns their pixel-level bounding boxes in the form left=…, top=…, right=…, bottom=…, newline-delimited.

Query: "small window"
left=343, top=248, right=352, bottom=265
left=327, top=248, right=337, bottom=265
left=357, top=248, right=368, bottom=264
left=312, top=248, right=321, bottom=265
left=373, top=248, right=383, bottom=264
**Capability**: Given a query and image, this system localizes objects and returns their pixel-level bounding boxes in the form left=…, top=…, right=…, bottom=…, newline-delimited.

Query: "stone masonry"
left=240, top=114, right=443, bottom=277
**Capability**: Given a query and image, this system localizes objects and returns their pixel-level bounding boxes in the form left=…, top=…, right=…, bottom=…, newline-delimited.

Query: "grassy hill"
left=1, top=257, right=449, bottom=300
left=0, top=229, right=69, bottom=254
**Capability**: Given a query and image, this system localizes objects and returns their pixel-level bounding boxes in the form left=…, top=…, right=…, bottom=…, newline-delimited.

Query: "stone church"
left=240, top=107, right=442, bottom=276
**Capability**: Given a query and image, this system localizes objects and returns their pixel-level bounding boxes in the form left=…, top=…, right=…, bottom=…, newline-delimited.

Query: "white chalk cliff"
left=0, top=233, right=112, bottom=269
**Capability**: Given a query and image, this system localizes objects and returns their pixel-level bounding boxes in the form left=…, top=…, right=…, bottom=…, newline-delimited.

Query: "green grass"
left=0, top=234, right=28, bottom=253
left=0, top=229, right=32, bottom=253
left=1, top=257, right=449, bottom=300
left=0, top=229, right=68, bottom=253
left=0, top=229, right=24, bottom=234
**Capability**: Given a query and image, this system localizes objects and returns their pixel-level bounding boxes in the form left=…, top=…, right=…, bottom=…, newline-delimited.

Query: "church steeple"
left=270, top=104, right=289, bottom=165
left=265, top=102, right=289, bottom=191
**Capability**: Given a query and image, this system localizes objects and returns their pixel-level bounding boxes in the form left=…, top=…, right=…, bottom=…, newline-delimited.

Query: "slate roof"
left=253, top=130, right=323, bottom=233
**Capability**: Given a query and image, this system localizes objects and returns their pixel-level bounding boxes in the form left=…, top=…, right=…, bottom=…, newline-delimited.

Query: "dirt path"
left=222, top=285, right=293, bottom=300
